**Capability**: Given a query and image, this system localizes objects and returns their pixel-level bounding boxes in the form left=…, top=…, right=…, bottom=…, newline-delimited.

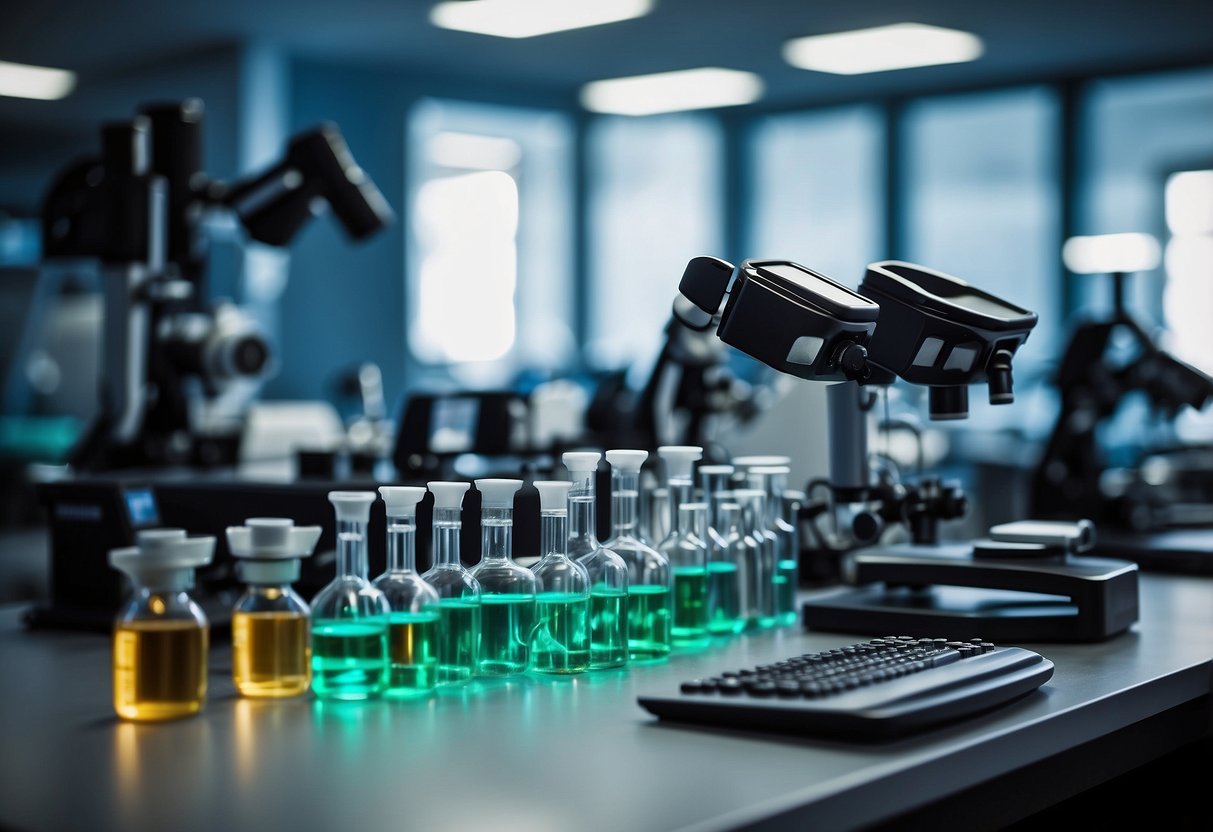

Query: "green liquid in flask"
left=386, top=610, right=439, bottom=697
left=589, top=588, right=628, bottom=669
left=672, top=566, right=710, bottom=646
left=531, top=592, right=590, bottom=674
left=311, top=620, right=388, bottom=700
left=479, top=594, right=534, bottom=676
left=435, top=599, right=480, bottom=685
left=706, top=561, right=744, bottom=635
left=627, top=584, right=671, bottom=661
left=774, top=559, right=799, bottom=626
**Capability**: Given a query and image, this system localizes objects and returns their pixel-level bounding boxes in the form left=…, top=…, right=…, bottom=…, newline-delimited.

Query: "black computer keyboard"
left=637, top=637, right=1054, bottom=740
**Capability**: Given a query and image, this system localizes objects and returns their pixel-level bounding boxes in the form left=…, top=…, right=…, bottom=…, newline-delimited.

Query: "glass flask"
left=109, top=529, right=214, bottom=721
left=657, top=445, right=710, bottom=648
left=699, top=463, right=735, bottom=557
left=227, top=518, right=321, bottom=699
left=310, top=491, right=390, bottom=700
left=734, top=488, right=776, bottom=629
left=748, top=465, right=799, bottom=627
left=564, top=451, right=629, bottom=669
left=421, top=481, right=481, bottom=685
left=469, top=479, right=536, bottom=676
left=646, top=487, right=671, bottom=545
left=374, top=486, right=441, bottom=697
left=530, top=481, right=591, bottom=674
left=603, top=449, right=672, bottom=662
left=706, top=501, right=745, bottom=636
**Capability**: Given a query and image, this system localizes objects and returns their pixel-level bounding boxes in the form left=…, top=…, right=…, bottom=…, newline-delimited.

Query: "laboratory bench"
left=1, top=573, right=1212, bottom=832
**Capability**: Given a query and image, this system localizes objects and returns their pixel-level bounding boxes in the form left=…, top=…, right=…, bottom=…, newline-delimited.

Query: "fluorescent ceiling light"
left=783, top=23, right=983, bottom=75
left=581, top=67, right=764, bottom=116
left=427, top=132, right=522, bottom=171
left=0, top=59, right=75, bottom=100
left=1062, top=233, right=1161, bottom=275
left=431, top=0, right=652, bottom=39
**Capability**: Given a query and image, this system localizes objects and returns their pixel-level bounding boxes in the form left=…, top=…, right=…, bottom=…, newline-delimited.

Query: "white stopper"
left=605, top=449, right=647, bottom=472
left=475, top=478, right=523, bottom=509
left=699, top=464, right=735, bottom=475
left=109, top=528, right=215, bottom=583
left=657, top=445, right=703, bottom=481
left=226, top=518, right=321, bottom=559
left=428, top=481, right=470, bottom=510
left=733, top=455, right=791, bottom=469
left=379, top=486, right=427, bottom=518
left=749, top=465, right=791, bottom=476
left=535, top=481, right=572, bottom=512
left=562, top=451, right=602, bottom=473
left=328, top=491, right=375, bottom=524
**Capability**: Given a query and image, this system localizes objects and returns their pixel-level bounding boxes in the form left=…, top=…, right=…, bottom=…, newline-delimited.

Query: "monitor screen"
left=123, top=488, right=159, bottom=527
left=430, top=397, right=480, bottom=454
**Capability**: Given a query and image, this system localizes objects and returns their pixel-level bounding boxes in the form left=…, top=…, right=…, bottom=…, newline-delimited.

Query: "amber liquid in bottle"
left=113, top=620, right=208, bottom=721
left=232, top=611, right=311, bottom=698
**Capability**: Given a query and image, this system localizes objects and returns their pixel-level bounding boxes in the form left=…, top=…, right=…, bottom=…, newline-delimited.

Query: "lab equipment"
left=109, top=529, right=215, bottom=721
left=41, top=99, right=392, bottom=471
left=603, top=450, right=672, bottom=661
left=227, top=517, right=321, bottom=698
left=530, top=481, right=591, bottom=674
left=638, top=636, right=1054, bottom=740
left=657, top=445, right=710, bottom=647
left=564, top=452, right=629, bottom=669
left=469, top=479, right=535, bottom=676
left=699, top=463, right=734, bottom=556
left=733, top=489, right=774, bottom=630
left=747, top=465, right=799, bottom=627
left=374, top=486, right=441, bottom=697
left=644, top=486, right=670, bottom=546
left=422, top=481, right=481, bottom=685
left=310, top=491, right=389, bottom=700
left=706, top=501, right=746, bottom=636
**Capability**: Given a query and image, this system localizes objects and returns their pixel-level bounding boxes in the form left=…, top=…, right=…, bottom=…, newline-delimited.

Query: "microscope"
left=41, top=99, right=393, bottom=470
left=678, top=256, right=1138, bottom=642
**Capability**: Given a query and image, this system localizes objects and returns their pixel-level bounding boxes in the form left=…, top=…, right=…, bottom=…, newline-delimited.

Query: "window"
left=407, top=98, right=574, bottom=384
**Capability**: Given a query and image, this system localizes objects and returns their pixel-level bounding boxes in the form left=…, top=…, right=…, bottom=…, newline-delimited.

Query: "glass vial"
left=374, top=487, right=441, bottom=697
left=310, top=491, right=390, bottom=700
left=530, top=481, right=591, bottom=674
left=657, top=445, right=710, bottom=648
left=707, top=502, right=746, bottom=635
left=748, top=466, right=798, bottom=627
left=734, top=488, right=776, bottom=629
left=421, top=481, right=481, bottom=685
left=227, top=518, right=320, bottom=699
left=604, top=450, right=672, bottom=662
left=470, top=479, right=535, bottom=676
left=564, top=452, right=629, bottom=669
left=109, top=529, right=214, bottom=721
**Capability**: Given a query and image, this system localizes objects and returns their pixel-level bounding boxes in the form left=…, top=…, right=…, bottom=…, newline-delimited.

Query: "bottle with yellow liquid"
left=373, top=486, right=440, bottom=697
left=227, top=518, right=322, bottom=698
left=109, top=529, right=215, bottom=722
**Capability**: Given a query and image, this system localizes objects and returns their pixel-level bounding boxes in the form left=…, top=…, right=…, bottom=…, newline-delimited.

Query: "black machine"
left=678, top=255, right=1139, bottom=641
left=41, top=99, right=393, bottom=471
left=638, top=635, right=1054, bottom=740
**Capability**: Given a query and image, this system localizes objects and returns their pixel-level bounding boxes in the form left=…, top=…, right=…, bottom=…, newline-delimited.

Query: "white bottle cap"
left=562, top=451, right=601, bottom=473
left=699, top=464, right=735, bottom=475
left=733, top=455, right=791, bottom=469
left=605, top=449, right=647, bottom=472
left=109, top=528, right=215, bottom=582
left=328, top=491, right=375, bottom=524
left=226, top=518, right=321, bottom=559
left=748, top=465, right=791, bottom=476
left=475, top=478, right=523, bottom=509
left=535, top=481, right=572, bottom=512
left=657, top=445, right=703, bottom=480
left=428, top=481, right=470, bottom=510
left=379, top=486, right=427, bottom=518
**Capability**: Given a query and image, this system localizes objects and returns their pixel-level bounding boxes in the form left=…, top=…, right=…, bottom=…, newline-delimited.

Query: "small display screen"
left=430, top=397, right=480, bottom=454
left=761, top=263, right=871, bottom=309
left=123, top=489, right=159, bottom=527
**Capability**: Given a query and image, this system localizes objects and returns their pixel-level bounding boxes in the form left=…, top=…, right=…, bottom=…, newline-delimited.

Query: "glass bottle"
left=374, top=486, right=441, bottom=697
left=646, top=487, right=671, bottom=545
left=470, top=479, right=535, bottom=676
left=109, top=529, right=214, bottom=721
left=564, top=451, right=629, bottom=669
left=603, top=449, right=672, bottom=662
left=705, top=501, right=745, bottom=636
left=530, top=481, right=591, bottom=674
left=780, top=485, right=806, bottom=626
left=749, top=465, right=798, bottom=627
left=699, top=463, right=735, bottom=567
left=657, top=445, right=710, bottom=648
left=734, top=488, right=776, bottom=629
left=310, top=491, right=389, bottom=700
left=227, top=518, right=320, bottom=699
left=421, top=481, right=481, bottom=686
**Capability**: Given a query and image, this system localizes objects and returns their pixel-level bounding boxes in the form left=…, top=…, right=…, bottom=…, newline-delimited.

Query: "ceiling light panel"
left=784, top=23, right=984, bottom=75
left=581, top=67, right=764, bottom=116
